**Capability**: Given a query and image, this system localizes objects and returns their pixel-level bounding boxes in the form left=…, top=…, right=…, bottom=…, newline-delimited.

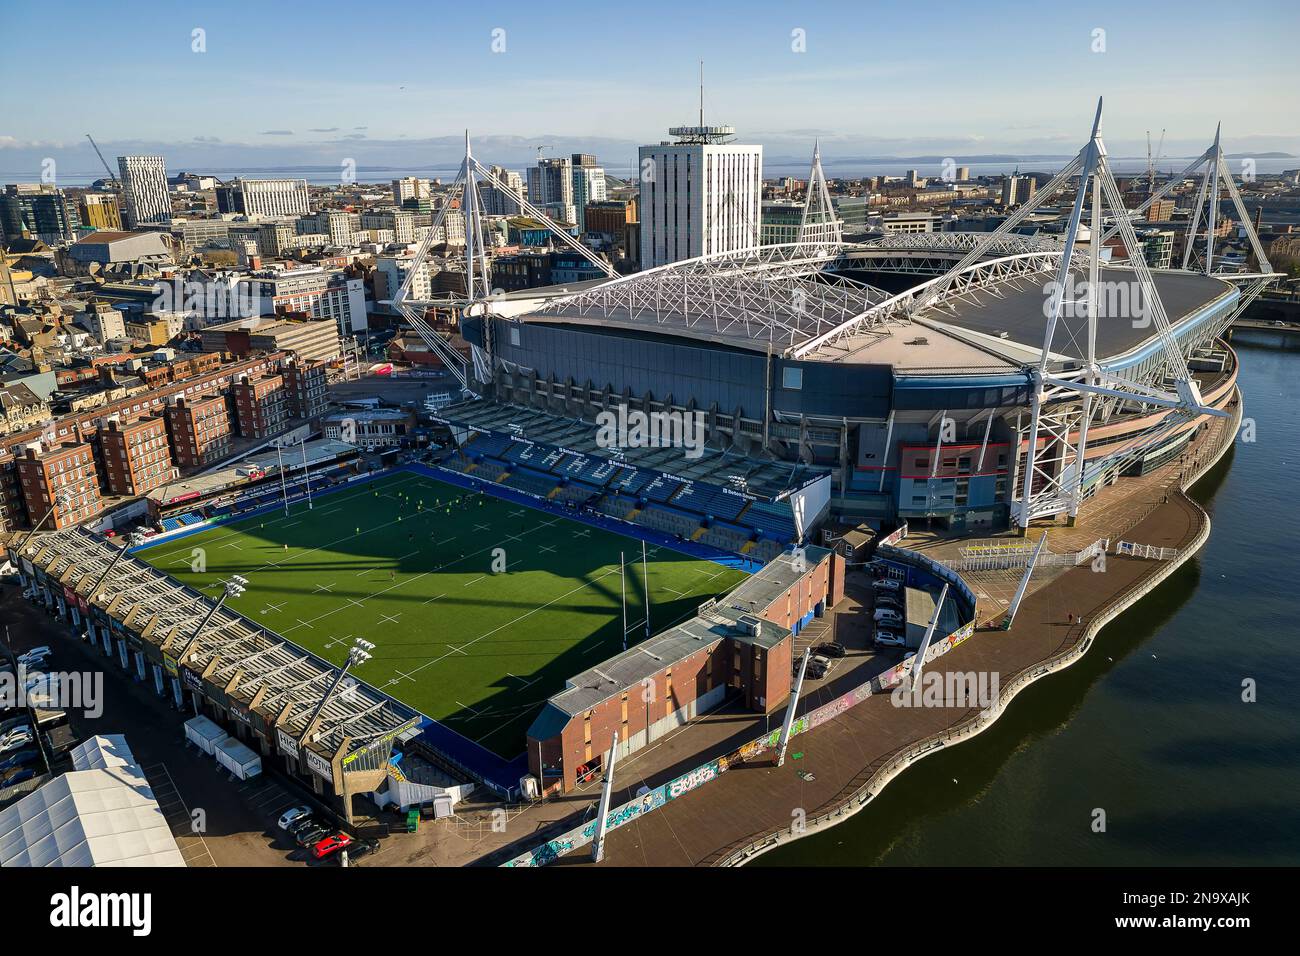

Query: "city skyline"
left=2, top=0, right=1297, bottom=180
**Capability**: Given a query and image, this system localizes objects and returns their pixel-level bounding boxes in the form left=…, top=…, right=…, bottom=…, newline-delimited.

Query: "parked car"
left=346, top=838, right=380, bottom=862
left=873, top=607, right=904, bottom=626
left=311, top=833, right=354, bottom=860
left=0, top=748, right=40, bottom=772
left=874, top=592, right=903, bottom=609
left=278, top=805, right=313, bottom=831
left=17, top=647, right=51, bottom=668
left=872, top=577, right=902, bottom=592
left=874, top=631, right=906, bottom=648
left=288, top=815, right=321, bottom=836
left=0, top=716, right=31, bottom=734
left=813, top=642, right=846, bottom=659
left=2, top=766, right=37, bottom=787
left=294, top=825, right=329, bottom=848
left=1, top=728, right=35, bottom=753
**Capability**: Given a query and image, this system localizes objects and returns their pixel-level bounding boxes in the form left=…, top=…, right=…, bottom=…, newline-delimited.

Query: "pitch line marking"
left=394, top=563, right=629, bottom=681
left=141, top=474, right=421, bottom=557
left=295, top=618, right=315, bottom=629
left=378, top=613, right=402, bottom=625
left=464, top=575, right=486, bottom=587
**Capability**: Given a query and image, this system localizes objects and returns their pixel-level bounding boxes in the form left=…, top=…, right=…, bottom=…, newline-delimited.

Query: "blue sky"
left=2, top=0, right=1297, bottom=176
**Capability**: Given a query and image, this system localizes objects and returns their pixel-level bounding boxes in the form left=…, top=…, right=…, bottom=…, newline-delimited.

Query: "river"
left=756, top=338, right=1300, bottom=866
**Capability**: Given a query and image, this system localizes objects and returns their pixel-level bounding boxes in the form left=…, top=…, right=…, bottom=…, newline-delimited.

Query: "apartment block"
left=165, top=394, right=233, bottom=469
left=281, top=359, right=330, bottom=419
left=16, top=443, right=103, bottom=530
left=100, top=417, right=175, bottom=497
left=233, top=373, right=289, bottom=439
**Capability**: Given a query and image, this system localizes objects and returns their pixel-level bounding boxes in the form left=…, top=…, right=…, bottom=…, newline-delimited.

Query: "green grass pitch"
left=137, top=470, right=749, bottom=757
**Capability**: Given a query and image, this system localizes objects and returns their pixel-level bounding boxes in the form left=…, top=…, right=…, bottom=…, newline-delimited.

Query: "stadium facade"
left=450, top=238, right=1240, bottom=538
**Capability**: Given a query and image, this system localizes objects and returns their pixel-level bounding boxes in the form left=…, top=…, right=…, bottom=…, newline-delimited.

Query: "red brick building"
left=233, top=373, right=288, bottom=439
left=527, top=546, right=843, bottom=793
left=281, top=358, right=330, bottom=419
left=100, top=417, right=176, bottom=497
left=15, top=442, right=103, bottom=530
left=165, top=394, right=233, bottom=469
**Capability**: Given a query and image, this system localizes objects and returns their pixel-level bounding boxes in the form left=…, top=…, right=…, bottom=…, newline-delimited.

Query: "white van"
left=873, top=607, right=904, bottom=626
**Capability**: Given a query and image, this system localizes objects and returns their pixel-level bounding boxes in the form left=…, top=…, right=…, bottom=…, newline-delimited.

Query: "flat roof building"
left=165, top=393, right=233, bottom=470
left=101, top=416, right=176, bottom=497
left=16, top=441, right=103, bottom=529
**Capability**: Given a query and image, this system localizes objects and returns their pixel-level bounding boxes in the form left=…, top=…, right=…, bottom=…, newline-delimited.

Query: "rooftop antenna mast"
left=699, top=60, right=705, bottom=127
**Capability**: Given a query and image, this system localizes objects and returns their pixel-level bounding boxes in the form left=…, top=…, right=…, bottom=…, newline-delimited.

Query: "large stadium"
left=448, top=235, right=1242, bottom=536
left=7, top=117, right=1271, bottom=819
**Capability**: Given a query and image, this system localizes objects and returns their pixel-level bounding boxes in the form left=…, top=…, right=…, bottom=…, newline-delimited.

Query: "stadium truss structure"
left=389, top=133, right=620, bottom=389
left=397, top=103, right=1274, bottom=532
left=910, top=99, right=1262, bottom=528
left=9, top=528, right=420, bottom=777
left=527, top=242, right=890, bottom=349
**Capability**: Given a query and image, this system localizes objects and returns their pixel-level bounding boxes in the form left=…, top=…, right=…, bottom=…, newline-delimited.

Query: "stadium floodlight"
left=179, top=573, right=250, bottom=661
left=347, top=638, right=375, bottom=668
left=17, top=487, right=74, bottom=549
left=89, top=528, right=150, bottom=599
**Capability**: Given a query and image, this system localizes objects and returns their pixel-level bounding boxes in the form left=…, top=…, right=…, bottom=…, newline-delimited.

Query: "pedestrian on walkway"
left=1067, top=611, right=1074, bottom=624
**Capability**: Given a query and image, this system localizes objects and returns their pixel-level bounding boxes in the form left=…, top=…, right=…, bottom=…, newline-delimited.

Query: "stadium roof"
left=490, top=244, right=893, bottom=354
left=928, top=267, right=1234, bottom=363
left=7, top=529, right=422, bottom=764
left=0, top=735, right=186, bottom=867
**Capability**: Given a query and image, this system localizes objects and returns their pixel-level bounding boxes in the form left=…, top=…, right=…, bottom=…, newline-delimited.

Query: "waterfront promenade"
left=578, top=392, right=1238, bottom=866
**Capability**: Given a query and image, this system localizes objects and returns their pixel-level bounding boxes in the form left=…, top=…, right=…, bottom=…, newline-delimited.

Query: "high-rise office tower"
left=637, top=122, right=762, bottom=269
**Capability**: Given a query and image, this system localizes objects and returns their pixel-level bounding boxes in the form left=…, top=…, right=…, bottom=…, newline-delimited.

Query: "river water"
left=757, top=338, right=1300, bottom=866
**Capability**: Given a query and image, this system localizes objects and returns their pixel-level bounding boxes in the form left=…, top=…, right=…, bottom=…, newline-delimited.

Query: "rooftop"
left=533, top=547, right=827, bottom=727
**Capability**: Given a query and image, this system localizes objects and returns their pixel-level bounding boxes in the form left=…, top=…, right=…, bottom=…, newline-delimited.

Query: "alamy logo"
left=151, top=277, right=257, bottom=320
left=1042, top=274, right=1150, bottom=326
left=890, top=669, right=1000, bottom=711
left=595, top=406, right=706, bottom=460
left=50, top=887, right=151, bottom=937
left=1, top=666, right=102, bottom=717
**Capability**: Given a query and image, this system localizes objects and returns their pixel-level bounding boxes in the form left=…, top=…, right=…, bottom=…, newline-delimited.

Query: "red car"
left=311, top=832, right=353, bottom=860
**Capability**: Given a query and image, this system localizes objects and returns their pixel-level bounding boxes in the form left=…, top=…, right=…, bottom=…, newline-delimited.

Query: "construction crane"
left=534, top=144, right=554, bottom=163
left=85, top=134, right=119, bottom=187
left=1146, top=128, right=1166, bottom=192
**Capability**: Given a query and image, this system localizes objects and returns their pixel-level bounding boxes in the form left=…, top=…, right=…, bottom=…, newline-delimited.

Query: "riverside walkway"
left=577, top=393, right=1236, bottom=867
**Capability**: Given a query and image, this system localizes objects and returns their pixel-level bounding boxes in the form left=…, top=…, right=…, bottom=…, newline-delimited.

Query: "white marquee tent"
left=0, top=735, right=185, bottom=867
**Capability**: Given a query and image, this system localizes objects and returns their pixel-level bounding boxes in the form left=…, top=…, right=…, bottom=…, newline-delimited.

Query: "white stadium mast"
left=388, top=133, right=617, bottom=389
left=915, top=99, right=1237, bottom=531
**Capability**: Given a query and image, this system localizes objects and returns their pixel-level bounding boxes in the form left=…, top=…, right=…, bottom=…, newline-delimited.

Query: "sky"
left=1, top=0, right=1297, bottom=180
